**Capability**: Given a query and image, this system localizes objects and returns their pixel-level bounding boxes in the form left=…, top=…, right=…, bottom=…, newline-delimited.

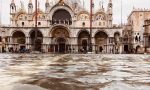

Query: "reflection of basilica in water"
left=0, top=0, right=125, bottom=53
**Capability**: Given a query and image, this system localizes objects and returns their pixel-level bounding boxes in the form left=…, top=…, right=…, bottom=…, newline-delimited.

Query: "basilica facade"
left=0, top=0, right=123, bottom=53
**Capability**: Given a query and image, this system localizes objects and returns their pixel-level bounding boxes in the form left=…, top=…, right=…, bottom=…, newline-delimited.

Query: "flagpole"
left=34, top=0, right=38, bottom=51
left=121, top=0, right=122, bottom=26
left=89, top=0, right=93, bottom=52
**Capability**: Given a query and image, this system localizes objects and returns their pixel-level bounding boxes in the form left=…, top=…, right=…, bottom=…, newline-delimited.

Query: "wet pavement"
left=0, top=54, right=150, bottom=90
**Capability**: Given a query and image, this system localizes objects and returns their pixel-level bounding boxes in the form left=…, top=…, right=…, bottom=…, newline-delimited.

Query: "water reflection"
left=0, top=54, right=150, bottom=90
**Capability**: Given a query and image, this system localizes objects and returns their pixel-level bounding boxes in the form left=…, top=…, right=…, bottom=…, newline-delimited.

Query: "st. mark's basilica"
left=0, top=0, right=150, bottom=54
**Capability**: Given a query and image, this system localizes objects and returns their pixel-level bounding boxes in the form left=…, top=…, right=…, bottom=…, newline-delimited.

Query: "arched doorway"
left=12, top=31, right=26, bottom=52
left=78, top=30, right=90, bottom=52
left=52, top=9, right=72, bottom=25
left=30, top=30, right=43, bottom=51
left=95, top=31, right=108, bottom=53
left=57, top=38, right=66, bottom=53
left=51, top=26, right=69, bottom=53
left=136, top=45, right=141, bottom=53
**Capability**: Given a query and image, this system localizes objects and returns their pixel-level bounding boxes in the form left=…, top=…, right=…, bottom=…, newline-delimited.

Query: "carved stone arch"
left=49, top=25, right=70, bottom=37
left=12, top=30, right=26, bottom=44
left=77, top=29, right=90, bottom=37
left=32, top=10, right=45, bottom=20
left=14, top=12, right=26, bottom=21
left=49, top=5, right=74, bottom=20
left=11, top=30, right=26, bottom=37
left=77, top=30, right=90, bottom=51
left=77, top=11, right=90, bottom=20
left=94, top=12, right=107, bottom=20
left=94, top=30, right=109, bottom=37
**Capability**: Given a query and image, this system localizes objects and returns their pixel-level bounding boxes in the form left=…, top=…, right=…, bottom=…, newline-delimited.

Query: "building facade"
left=144, top=19, right=150, bottom=53
left=126, top=8, right=150, bottom=53
left=1, top=0, right=124, bottom=53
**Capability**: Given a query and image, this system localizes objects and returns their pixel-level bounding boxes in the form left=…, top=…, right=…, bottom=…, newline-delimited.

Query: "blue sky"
left=0, top=0, right=150, bottom=25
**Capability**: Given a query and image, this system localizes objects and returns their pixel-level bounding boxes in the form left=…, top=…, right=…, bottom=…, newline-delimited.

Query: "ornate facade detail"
left=0, top=0, right=124, bottom=54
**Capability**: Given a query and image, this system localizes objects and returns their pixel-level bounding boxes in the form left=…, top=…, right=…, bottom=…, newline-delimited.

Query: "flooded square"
left=0, top=54, right=149, bottom=90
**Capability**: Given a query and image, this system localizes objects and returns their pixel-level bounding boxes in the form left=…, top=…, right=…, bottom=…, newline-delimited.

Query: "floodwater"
left=0, top=54, right=150, bottom=90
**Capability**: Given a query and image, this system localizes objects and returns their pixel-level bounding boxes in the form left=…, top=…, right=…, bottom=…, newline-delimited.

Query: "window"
left=135, top=36, right=138, bottom=42
left=82, top=22, right=85, bottom=26
left=22, top=22, right=24, bottom=26
left=99, top=22, right=101, bottom=26
left=11, top=6, right=14, bottom=10
left=38, top=22, right=41, bottom=26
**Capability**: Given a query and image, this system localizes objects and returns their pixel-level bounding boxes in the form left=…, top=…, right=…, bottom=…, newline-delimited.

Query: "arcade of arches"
left=7, top=29, right=122, bottom=53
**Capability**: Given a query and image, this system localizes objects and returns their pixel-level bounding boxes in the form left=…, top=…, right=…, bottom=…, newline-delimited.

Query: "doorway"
left=99, top=46, right=103, bottom=52
left=124, top=45, right=128, bottom=53
left=82, top=40, right=88, bottom=51
left=57, top=38, right=66, bottom=53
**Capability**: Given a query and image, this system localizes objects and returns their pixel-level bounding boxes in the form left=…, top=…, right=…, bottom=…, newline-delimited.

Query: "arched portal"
left=57, top=38, right=66, bottom=53
left=51, top=27, right=70, bottom=53
left=12, top=31, right=25, bottom=44
left=30, top=30, right=43, bottom=51
left=95, top=31, right=108, bottom=53
left=52, top=9, right=72, bottom=25
left=12, top=31, right=26, bottom=52
left=78, top=30, right=90, bottom=52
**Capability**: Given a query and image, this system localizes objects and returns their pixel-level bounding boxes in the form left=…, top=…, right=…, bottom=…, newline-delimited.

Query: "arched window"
left=11, top=6, right=14, bottom=10
left=135, top=36, right=138, bottom=42
left=52, top=9, right=72, bottom=25
left=22, top=22, right=24, bottom=26
left=38, top=22, right=41, bottom=26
